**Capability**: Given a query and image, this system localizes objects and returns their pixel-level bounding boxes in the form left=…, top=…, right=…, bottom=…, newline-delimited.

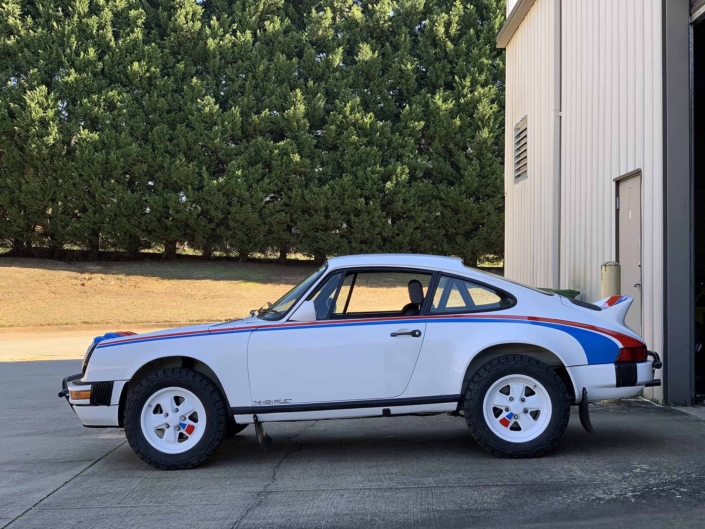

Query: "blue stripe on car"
left=95, top=317, right=620, bottom=365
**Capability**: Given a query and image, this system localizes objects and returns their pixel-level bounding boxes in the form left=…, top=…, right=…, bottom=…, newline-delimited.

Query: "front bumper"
left=570, top=355, right=660, bottom=403
left=59, top=374, right=125, bottom=427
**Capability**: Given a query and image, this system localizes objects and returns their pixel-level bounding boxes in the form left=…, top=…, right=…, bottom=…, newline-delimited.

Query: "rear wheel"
left=464, top=355, right=570, bottom=458
left=124, top=368, right=228, bottom=470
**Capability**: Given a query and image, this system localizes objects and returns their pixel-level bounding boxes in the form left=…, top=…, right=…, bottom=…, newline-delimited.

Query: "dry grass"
left=0, top=258, right=314, bottom=328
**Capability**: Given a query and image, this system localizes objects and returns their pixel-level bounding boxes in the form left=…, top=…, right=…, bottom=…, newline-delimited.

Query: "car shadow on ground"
left=202, top=402, right=672, bottom=469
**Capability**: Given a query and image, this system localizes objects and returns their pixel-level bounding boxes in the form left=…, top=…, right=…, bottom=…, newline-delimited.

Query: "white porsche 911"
left=59, top=254, right=661, bottom=469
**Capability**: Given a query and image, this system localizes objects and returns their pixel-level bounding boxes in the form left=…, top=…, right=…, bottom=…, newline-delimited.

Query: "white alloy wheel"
left=140, top=387, right=207, bottom=454
left=482, top=374, right=552, bottom=443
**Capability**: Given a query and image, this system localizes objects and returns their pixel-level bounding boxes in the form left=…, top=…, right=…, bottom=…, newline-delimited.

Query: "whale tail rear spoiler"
left=592, top=295, right=633, bottom=326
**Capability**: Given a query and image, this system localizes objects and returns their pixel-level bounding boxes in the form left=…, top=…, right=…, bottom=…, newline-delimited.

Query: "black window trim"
left=304, top=266, right=438, bottom=321
left=425, top=272, right=517, bottom=316
left=298, top=267, right=516, bottom=321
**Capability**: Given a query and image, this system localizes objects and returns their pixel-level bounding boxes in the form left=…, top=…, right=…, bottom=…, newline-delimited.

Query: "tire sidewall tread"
left=124, top=367, right=228, bottom=470
left=464, top=354, right=570, bottom=458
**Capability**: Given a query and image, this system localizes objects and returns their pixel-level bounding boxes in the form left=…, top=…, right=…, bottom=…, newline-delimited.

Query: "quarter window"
left=312, top=273, right=344, bottom=320
left=430, top=275, right=513, bottom=313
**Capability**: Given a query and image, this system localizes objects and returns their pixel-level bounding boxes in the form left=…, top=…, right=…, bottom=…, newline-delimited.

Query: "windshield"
left=257, top=264, right=327, bottom=320
left=466, top=266, right=555, bottom=296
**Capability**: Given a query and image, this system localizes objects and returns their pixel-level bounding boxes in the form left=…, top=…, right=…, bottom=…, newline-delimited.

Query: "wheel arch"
left=459, top=343, right=578, bottom=407
left=118, top=356, right=229, bottom=427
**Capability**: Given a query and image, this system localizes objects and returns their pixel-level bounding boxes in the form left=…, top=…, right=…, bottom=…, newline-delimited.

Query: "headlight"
left=82, top=343, right=97, bottom=373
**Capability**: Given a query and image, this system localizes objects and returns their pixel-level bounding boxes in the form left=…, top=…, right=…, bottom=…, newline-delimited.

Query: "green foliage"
left=0, top=0, right=506, bottom=263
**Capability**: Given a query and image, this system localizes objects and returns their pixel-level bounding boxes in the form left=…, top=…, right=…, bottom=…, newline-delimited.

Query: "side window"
left=312, top=273, right=343, bottom=320
left=430, top=275, right=512, bottom=314
left=331, top=271, right=432, bottom=318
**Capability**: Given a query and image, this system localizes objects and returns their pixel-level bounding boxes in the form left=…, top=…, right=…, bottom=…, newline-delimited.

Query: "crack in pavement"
left=231, top=422, right=316, bottom=529
left=2, top=441, right=127, bottom=529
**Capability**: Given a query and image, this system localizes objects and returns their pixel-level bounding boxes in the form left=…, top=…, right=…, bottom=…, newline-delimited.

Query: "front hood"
left=96, top=322, right=226, bottom=348
left=95, top=316, right=264, bottom=348
left=208, top=316, right=259, bottom=333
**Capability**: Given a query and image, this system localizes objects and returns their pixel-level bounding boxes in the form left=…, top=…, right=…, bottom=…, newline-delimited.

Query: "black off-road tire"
left=464, top=355, right=570, bottom=458
left=124, top=368, right=228, bottom=470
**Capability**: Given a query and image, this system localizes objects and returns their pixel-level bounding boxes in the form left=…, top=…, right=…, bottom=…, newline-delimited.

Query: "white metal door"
left=247, top=321, right=426, bottom=404
left=618, top=174, right=642, bottom=334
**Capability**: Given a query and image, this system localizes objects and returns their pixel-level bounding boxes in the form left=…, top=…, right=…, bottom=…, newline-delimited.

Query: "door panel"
left=247, top=321, right=426, bottom=404
left=618, top=174, right=642, bottom=334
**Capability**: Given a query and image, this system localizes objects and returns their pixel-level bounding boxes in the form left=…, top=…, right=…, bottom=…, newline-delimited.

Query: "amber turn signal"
left=69, top=389, right=91, bottom=400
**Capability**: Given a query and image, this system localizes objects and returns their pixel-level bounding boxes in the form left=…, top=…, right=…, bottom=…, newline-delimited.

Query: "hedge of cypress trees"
left=0, top=0, right=506, bottom=264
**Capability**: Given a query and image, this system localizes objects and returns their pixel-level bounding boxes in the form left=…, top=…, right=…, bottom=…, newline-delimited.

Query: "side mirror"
left=289, top=300, right=317, bottom=322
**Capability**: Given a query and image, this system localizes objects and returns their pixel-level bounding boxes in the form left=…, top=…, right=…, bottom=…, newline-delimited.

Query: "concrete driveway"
left=2, top=359, right=705, bottom=528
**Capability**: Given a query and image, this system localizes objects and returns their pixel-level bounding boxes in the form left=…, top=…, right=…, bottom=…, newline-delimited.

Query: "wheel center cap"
left=511, top=403, right=523, bottom=415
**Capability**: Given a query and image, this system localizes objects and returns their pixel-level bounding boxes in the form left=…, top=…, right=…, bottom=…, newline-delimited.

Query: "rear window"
left=430, top=275, right=514, bottom=313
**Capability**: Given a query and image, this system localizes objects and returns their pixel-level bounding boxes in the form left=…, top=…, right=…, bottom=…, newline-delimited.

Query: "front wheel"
left=464, top=355, right=570, bottom=458
left=124, top=368, right=229, bottom=470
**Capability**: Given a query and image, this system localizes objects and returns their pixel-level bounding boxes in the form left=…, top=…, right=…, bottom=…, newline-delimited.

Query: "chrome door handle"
left=390, top=329, right=422, bottom=338
left=634, top=282, right=642, bottom=288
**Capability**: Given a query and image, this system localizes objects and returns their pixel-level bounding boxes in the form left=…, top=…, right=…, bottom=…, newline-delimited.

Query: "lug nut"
left=180, top=416, right=186, bottom=421
left=173, top=408, right=179, bottom=413
left=175, top=426, right=180, bottom=431
left=509, top=397, right=514, bottom=402
left=505, top=407, right=510, bottom=412
left=523, top=409, right=528, bottom=414
left=521, top=397, right=525, bottom=402
left=163, top=412, right=169, bottom=417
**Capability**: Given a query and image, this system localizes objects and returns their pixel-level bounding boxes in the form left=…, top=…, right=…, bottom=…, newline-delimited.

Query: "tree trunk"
left=313, top=253, right=326, bottom=266
left=88, top=237, right=100, bottom=261
left=163, top=240, right=177, bottom=260
left=278, top=247, right=287, bottom=263
left=463, top=252, right=479, bottom=268
left=127, top=244, right=140, bottom=260
left=9, top=238, right=23, bottom=257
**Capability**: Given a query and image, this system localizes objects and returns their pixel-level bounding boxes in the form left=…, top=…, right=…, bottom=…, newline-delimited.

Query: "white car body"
left=62, top=254, right=658, bottom=431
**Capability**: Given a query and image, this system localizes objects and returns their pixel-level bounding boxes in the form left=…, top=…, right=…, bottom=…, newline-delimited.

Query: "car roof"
left=326, top=254, right=467, bottom=272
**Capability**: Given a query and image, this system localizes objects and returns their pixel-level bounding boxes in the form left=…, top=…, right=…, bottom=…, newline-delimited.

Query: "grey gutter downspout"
left=662, top=0, right=693, bottom=405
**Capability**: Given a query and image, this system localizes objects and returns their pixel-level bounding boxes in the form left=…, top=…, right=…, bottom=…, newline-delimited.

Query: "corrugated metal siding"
left=504, top=0, right=559, bottom=289
left=560, top=0, right=664, bottom=396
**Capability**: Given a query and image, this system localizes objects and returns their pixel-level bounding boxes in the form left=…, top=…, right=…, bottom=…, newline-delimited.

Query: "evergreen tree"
left=0, top=0, right=507, bottom=264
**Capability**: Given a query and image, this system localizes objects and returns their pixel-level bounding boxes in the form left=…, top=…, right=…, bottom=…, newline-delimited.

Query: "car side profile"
left=59, top=254, right=661, bottom=469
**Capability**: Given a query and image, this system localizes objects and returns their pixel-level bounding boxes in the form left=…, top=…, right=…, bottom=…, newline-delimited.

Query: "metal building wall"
left=560, top=0, right=664, bottom=397
left=504, top=0, right=560, bottom=289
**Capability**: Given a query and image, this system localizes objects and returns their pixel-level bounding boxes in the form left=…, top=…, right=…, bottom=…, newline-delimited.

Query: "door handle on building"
left=634, top=282, right=642, bottom=288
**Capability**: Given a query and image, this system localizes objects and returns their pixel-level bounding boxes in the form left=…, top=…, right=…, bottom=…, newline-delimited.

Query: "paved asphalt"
left=2, top=360, right=705, bottom=529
